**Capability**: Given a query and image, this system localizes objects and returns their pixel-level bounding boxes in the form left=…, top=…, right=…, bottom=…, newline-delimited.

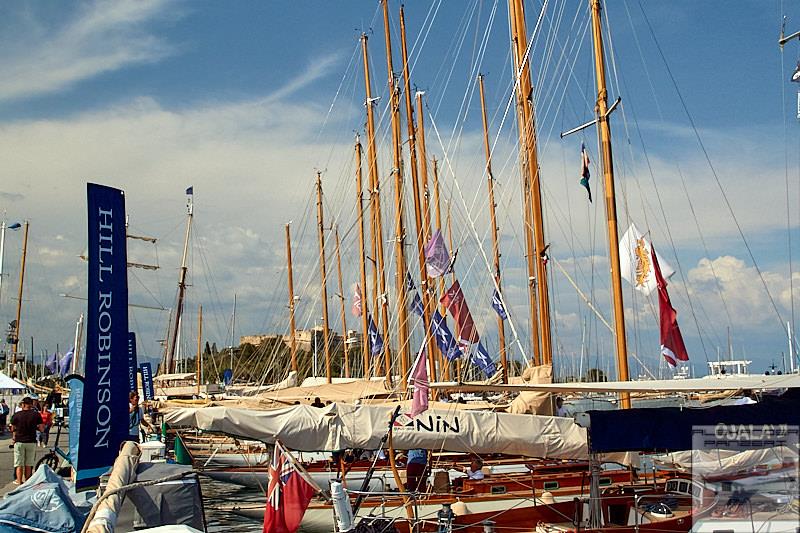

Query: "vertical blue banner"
left=127, top=332, right=138, bottom=392
left=77, top=183, right=129, bottom=490
left=140, top=362, right=154, bottom=401
left=65, top=375, right=84, bottom=470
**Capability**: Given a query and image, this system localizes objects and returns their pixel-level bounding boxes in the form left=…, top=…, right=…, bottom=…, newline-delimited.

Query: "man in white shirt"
left=465, top=458, right=484, bottom=480
left=129, top=391, right=155, bottom=441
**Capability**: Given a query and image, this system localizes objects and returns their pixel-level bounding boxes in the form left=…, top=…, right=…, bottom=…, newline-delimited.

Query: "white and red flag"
left=351, top=283, right=363, bottom=317
left=263, top=443, right=316, bottom=533
left=652, top=245, right=689, bottom=367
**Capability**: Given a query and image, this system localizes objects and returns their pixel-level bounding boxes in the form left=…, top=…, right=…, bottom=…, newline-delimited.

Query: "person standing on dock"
left=9, top=397, right=43, bottom=484
left=128, top=392, right=155, bottom=442
left=0, top=400, right=8, bottom=434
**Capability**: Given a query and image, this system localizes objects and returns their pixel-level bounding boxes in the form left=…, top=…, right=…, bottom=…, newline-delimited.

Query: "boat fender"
left=451, top=499, right=469, bottom=516
left=540, top=491, right=555, bottom=504
left=331, top=481, right=354, bottom=532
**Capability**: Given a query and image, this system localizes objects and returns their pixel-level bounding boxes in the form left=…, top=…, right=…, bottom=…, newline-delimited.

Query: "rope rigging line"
left=637, top=0, right=788, bottom=334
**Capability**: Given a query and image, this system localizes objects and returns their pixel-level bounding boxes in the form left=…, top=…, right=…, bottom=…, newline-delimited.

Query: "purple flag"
left=45, top=352, right=59, bottom=375
left=409, top=350, right=429, bottom=417
left=424, top=229, right=452, bottom=278
left=59, top=348, right=74, bottom=376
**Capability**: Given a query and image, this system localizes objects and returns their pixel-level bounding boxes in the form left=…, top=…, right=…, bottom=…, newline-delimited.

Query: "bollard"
left=437, top=502, right=455, bottom=533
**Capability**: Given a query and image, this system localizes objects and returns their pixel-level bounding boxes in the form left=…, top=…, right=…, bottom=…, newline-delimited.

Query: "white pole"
left=0, top=221, right=6, bottom=313
left=72, top=314, right=83, bottom=374
left=788, top=321, right=796, bottom=374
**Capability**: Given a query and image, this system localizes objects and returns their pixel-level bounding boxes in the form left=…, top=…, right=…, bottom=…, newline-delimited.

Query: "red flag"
left=263, top=445, right=316, bottom=533
left=652, top=246, right=689, bottom=367
left=440, top=280, right=480, bottom=345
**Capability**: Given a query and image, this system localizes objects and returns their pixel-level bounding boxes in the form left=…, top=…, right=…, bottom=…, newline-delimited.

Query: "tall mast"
left=399, top=6, right=438, bottom=385
left=589, top=0, right=630, bottom=407
left=355, top=136, right=371, bottom=379
left=11, top=221, right=29, bottom=369
left=361, top=34, right=393, bottom=384
left=334, top=226, right=350, bottom=378
left=315, top=172, right=333, bottom=383
left=196, top=304, right=203, bottom=396
left=285, top=223, right=299, bottom=375
left=381, top=0, right=411, bottom=387
left=478, top=74, right=508, bottom=382
left=509, top=0, right=552, bottom=365
left=416, top=93, right=432, bottom=242
left=431, top=157, right=450, bottom=380
left=166, top=193, right=193, bottom=374
left=230, top=294, right=236, bottom=376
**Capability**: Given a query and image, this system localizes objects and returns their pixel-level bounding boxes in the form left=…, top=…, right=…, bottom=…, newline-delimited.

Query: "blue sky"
left=0, top=0, right=799, bottom=380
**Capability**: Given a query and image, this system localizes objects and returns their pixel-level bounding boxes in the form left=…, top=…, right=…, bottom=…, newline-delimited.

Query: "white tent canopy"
left=164, top=402, right=590, bottom=460
left=0, top=372, right=27, bottom=392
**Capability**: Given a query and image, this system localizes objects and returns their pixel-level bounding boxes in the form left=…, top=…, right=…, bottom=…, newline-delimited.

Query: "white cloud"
left=0, top=0, right=177, bottom=103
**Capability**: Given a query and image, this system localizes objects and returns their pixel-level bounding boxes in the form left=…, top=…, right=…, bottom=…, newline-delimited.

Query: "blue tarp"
left=587, top=389, right=800, bottom=453
left=0, top=465, right=93, bottom=532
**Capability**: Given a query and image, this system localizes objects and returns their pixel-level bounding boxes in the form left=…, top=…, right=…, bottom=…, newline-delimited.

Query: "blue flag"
left=8, top=222, right=21, bottom=230
left=66, top=375, right=84, bottom=470
left=430, top=310, right=461, bottom=361
left=185, top=186, right=194, bottom=195
left=223, top=368, right=233, bottom=385
left=472, top=342, right=497, bottom=377
left=368, top=315, right=384, bottom=356
left=45, top=352, right=59, bottom=375
left=406, top=273, right=424, bottom=317
left=59, top=348, right=74, bottom=376
left=79, top=183, right=129, bottom=490
left=127, top=333, right=138, bottom=393
left=139, top=362, right=154, bottom=401
left=491, top=288, right=508, bottom=320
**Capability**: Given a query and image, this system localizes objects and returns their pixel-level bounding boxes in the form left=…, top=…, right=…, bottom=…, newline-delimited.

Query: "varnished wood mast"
left=478, top=74, right=508, bottom=383
left=590, top=0, right=630, bottom=407
left=166, top=198, right=193, bottom=373
left=354, top=136, right=371, bottom=378
left=315, top=172, right=332, bottom=383
left=509, top=0, right=552, bottom=365
left=360, top=34, right=393, bottom=384
left=399, top=6, right=439, bottom=386
left=334, top=226, right=350, bottom=378
left=381, top=0, right=411, bottom=388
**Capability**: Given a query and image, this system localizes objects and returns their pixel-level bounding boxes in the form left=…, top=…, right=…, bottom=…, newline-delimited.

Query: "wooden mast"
left=10, top=221, right=28, bottom=367
left=166, top=193, right=193, bottom=374
left=285, top=223, right=299, bottom=375
left=399, top=6, right=438, bottom=385
left=354, top=135, right=371, bottom=378
left=361, top=34, right=393, bottom=384
left=478, top=74, right=508, bottom=382
left=315, top=172, right=333, bottom=383
left=381, top=0, right=411, bottom=387
left=196, top=304, right=202, bottom=396
left=509, top=0, right=552, bottom=365
left=431, top=157, right=450, bottom=380
left=416, top=93, right=432, bottom=242
left=334, top=226, right=350, bottom=378
left=590, top=0, right=630, bottom=407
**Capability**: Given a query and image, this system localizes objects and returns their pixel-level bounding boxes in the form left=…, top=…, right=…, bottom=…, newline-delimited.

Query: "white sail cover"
left=164, top=402, right=589, bottom=460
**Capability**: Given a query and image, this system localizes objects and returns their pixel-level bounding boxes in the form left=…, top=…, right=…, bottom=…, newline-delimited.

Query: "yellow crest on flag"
left=634, top=237, right=650, bottom=288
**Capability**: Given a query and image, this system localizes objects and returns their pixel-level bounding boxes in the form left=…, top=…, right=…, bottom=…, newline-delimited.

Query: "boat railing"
left=344, top=486, right=420, bottom=524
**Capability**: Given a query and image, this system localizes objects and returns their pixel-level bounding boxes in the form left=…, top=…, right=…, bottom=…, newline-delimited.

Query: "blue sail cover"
left=587, top=389, right=800, bottom=453
left=0, top=465, right=92, bottom=532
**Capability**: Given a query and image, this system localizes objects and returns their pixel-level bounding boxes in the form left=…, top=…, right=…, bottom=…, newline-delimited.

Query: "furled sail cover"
left=587, top=389, right=800, bottom=453
left=164, top=402, right=589, bottom=460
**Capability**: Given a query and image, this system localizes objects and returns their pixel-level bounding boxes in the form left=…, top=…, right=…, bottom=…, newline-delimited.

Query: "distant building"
left=240, top=326, right=344, bottom=352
